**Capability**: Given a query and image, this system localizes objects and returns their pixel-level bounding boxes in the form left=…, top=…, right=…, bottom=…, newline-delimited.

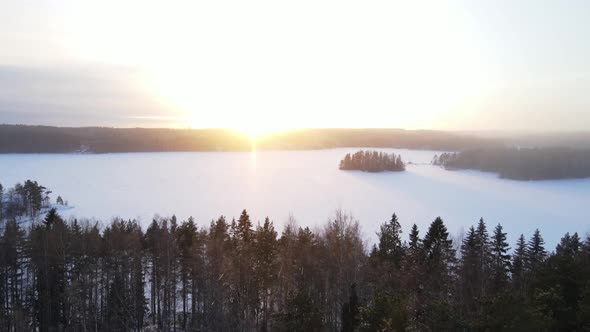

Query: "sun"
left=234, top=124, right=289, bottom=140
left=185, top=114, right=290, bottom=140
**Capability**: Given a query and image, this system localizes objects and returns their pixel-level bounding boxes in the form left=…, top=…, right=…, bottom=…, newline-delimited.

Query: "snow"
left=1, top=149, right=589, bottom=249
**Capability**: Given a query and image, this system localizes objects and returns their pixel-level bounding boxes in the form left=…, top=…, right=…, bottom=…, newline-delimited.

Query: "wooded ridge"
left=0, top=125, right=498, bottom=153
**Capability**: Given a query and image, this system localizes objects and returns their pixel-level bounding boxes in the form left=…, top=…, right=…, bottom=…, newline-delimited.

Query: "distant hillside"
left=433, top=147, right=590, bottom=180
left=0, top=125, right=499, bottom=153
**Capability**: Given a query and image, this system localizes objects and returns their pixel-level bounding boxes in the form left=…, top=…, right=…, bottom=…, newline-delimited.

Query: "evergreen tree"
left=0, top=182, right=4, bottom=221
left=206, top=216, right=231, bottom=331
left=377, top=213, right=404, bottom=267
left=556, top=232, right=581, bottom=257
left=176, top=217, right=198, bottom=330
left=512, top=234, right=527, bottom=293
left=1, top=219, right=27, bottom=331
left=341, top=283, right=360, bottom=332
left=422, top=217, right=455, bottom=303
left=30, top=208, right=69, bottom=331
left=526, top=229, right=547, bottom=272
left=405, top=223, right=423, bottom=299
left=254, top=217, right=279, bottom=331
left=279, top=290, right=323, bottom=332
left=229, top=210, right=257, bottom=329
left=490, top=223, right=511, bottom=289
left=474, top=218, right=491, bottom=298
left=459, top=226, right=478, bottom=315
left=408, top=223, right=420, bottom=252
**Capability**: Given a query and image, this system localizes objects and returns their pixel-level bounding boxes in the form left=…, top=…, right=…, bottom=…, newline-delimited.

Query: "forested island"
left=1, top=181, right=590, bottom=331
left=0, top=125, right=497, bottom=153
left=433, top=147, right=590, bottom=180
left=339, top=150, right=405, bottom=172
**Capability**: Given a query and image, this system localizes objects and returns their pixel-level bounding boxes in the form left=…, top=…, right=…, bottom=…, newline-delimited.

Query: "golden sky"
left=1, top=1, right=590, bottom=134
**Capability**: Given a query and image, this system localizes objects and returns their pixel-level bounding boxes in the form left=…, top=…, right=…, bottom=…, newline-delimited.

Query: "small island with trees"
left=339, top=150, right=405, bottom=172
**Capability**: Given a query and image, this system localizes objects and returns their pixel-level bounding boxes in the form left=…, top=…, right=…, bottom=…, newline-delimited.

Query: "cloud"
left=0, top=64, right=176, bottom=127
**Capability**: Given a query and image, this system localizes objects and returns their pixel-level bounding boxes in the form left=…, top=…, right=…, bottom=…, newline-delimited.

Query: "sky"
left=1, top=0, right=589, bottom=134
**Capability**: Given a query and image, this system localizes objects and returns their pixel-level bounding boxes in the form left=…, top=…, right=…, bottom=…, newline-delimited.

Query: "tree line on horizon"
left=339, top=150, right=405, bottom=172
left=0, top=181, right=589, bottom=331
left=433, top=147, right=590, bottom=180
left=0, top=125, right=497, bottom=154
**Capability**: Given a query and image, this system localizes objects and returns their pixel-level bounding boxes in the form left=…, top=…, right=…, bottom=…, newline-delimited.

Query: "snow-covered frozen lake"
left=1, top=149, right=589, bottom=249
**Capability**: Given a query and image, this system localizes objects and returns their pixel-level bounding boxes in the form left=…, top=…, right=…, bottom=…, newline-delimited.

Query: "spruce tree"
left=408, top=224, right=421, bottom=253
left=556, top=232, right=581, bottom=257
left=459, top=226, right=478, bottom=319
left=0, top=182, right=4, bottom=221
left=490, top=223, right=511, bottom=289
left=526, top=229, right=546, bottom=272
left=281, top=290, right=323, bottom=331
left=377, top=213, right=404, bottom=267
left=422, top=217, right=455, bottom=300
left=474, top=218, right=491, bottom=297
left=512, top=234, right=527, bottom=293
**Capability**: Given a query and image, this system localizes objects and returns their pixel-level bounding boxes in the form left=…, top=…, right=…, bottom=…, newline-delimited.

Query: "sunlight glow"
left=60, top=0, right=500, bottom=130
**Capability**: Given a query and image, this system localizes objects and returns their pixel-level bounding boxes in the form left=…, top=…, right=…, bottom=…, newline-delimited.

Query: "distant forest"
left=433, top=148, right=590, bottom=180
left=0, top=125, right=498, bottom=153
left=1, top=181, right=590, bottom=331
left=339, top=150, right=405, bottom=172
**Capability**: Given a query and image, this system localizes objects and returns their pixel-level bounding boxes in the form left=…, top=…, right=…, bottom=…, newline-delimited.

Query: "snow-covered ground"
left=11, top=204, right=75, bottom=226
left=1, top=149, right=589, bottom=249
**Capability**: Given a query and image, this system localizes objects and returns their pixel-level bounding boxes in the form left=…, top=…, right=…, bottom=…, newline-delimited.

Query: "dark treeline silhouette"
left=339, top=150, right=405, bottom=172
left=433, top=147, right=590, bottom=180
left=1, top=187, right=589, bottom=330
left=0, top=125, right=498, bottom=153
